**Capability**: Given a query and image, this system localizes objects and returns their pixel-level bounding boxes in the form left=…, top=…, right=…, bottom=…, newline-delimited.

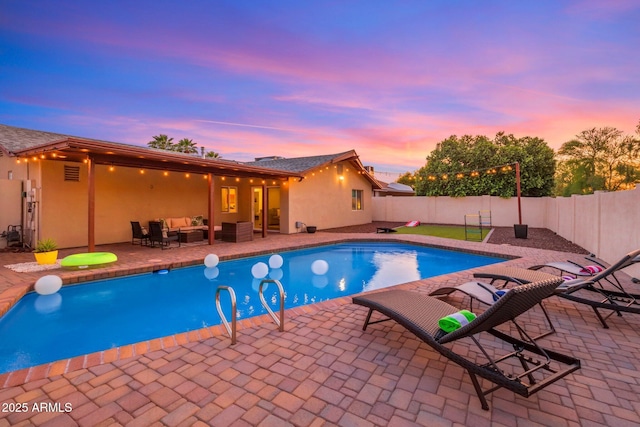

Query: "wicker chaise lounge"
left=352, top=277, right=580, bottom=410
left=473, top=249, right=640, bottom=328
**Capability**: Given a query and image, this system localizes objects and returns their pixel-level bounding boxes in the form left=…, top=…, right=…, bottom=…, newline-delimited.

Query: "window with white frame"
left=352, top=189, right=363, bottom=210
left=221, top=186, right=238, bottom=213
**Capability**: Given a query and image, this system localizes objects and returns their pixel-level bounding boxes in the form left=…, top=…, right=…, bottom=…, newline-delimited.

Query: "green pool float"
left=60, top=252, right=118, bottom=269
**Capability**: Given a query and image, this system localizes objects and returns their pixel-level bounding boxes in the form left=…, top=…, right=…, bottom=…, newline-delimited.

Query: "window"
left=221, top=187, right=238, bottom=213
left=352, top=189, right=363, bottom=211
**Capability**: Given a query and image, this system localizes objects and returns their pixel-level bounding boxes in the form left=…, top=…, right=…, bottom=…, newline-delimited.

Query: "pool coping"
left=0, top=235, right=530, bottom=387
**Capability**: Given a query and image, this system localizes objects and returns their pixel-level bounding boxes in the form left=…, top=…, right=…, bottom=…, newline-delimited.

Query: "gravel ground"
left=322, top=221, right=590, bottom=254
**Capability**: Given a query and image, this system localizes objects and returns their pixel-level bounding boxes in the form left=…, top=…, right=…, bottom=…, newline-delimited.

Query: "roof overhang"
left=12, top=137, right=302, bottom=180
left=307, top=150, right=383, bottom=189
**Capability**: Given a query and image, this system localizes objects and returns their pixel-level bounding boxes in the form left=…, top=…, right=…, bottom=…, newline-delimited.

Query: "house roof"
left=246, top=150, right=382, bottom=188
left=375, top=181, right=416, bottom=196
left=0, top=124, right=301, bottom=180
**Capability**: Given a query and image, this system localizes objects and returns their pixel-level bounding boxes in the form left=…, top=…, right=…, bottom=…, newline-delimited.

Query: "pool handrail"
left=259, top=279, right=285, bottom=332
left=215, top=286, right=237, bottom=344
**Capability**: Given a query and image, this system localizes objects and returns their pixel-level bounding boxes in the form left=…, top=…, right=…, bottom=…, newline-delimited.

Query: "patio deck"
left=1, top=232, right=639, bottom=426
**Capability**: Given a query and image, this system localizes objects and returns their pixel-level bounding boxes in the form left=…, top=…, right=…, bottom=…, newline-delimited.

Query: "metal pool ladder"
left=215, top=279, right=285, bottom=344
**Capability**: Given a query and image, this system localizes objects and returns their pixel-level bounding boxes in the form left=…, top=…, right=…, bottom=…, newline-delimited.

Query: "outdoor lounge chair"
left=529, top=255, right=608, bottom=277
left=130, top=221, right=150, bottom=246
left=352, top=276, right=580, bottom=410
left=148, top=221, right=180, bottom=250
left=428, top=268, right=559, bottom=339
left=473, top=249, right=640, bottom=328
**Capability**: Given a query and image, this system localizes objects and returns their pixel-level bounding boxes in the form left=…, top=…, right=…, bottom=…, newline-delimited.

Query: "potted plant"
left=34, top=238, right=58, bottom=265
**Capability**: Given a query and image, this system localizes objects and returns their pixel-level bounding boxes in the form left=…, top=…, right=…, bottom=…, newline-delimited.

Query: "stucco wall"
left=373, top=195, right=547, bottom=227
left=286, top=161, right=373, bottom=232
left=0, top=179, right=22, bottom=249
left=0, top=154, right=31, bottom=181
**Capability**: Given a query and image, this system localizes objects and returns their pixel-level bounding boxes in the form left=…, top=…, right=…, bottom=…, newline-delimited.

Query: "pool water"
left=0, top=242, right=504, bottom=373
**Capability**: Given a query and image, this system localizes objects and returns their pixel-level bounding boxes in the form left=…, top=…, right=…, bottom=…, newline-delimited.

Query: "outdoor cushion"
left=170, top=217, right=191, bottom=228
left=192, top=215, right=204, bottom=226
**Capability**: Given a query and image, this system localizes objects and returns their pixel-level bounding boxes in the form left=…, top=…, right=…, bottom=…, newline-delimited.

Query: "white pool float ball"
left=269, top=254, right=284, bottom=269
left=251, top=262, right=269, bottom=279
left=311, top=259, right=329, bottom=275
left=204, top=254, right=219, bottom=268
left=35, top=275, right=63, bottom=295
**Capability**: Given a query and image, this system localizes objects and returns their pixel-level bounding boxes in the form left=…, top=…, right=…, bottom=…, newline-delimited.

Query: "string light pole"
left=515, top=161, right=522, bottom=225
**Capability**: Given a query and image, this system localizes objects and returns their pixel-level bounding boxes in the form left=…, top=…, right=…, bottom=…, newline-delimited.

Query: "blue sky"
left=1, top=0, right=639, bottom=180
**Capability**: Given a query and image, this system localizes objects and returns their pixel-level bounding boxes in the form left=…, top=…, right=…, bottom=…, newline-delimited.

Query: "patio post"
left=262, top=183, right=267, bottom=238
left=87, top=155, right=96, bottom=252
left=208, top=173, right=215, bottom=245
left=515, top=162, right=522, bottom=224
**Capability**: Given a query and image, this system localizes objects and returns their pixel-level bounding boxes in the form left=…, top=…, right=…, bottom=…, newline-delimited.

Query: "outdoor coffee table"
left=178, top=229, right=204, bottom=243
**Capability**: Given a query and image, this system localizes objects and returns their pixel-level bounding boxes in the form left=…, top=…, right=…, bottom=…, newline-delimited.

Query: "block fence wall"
left=372, top=185, right=640, bottom=274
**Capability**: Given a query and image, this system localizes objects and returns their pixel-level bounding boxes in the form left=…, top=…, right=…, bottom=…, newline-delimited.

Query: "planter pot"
left=34, top=250, right=59, bottom=265
left=514, top=224, right=528, bottom=239
left=306, top=226, right=317, bottom=234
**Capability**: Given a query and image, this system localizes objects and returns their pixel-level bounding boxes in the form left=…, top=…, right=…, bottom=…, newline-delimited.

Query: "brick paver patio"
left=1, top=232, right=639, bottom=426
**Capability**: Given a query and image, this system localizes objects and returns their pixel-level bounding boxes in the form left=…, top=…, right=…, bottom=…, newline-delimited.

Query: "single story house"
left=0, top=124, right=381, bottom=249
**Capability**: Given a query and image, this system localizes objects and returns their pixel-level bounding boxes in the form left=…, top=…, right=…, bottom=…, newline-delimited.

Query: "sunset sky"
left=2, top=0, right=638, bottom=180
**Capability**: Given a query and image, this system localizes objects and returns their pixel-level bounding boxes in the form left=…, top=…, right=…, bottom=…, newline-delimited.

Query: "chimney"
left=364, top=166, right=375, bottom=175
left=201, top=147, right=205, bottom=158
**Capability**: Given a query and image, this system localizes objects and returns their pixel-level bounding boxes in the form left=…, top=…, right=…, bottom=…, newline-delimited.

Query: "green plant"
left=34, top=238, right=58, bottom=253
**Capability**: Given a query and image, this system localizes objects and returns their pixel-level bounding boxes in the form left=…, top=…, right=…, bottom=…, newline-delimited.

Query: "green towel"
left=438, top=310, right=476, bottom=333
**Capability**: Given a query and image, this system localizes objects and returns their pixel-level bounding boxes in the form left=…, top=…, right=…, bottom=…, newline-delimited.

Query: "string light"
left=419, top=163, right=516, bottom=182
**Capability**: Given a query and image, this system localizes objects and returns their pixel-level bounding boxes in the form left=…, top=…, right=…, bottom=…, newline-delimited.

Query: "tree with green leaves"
left=205, top=151, right=221, bottom=159
left=555, top=122, right=640, bottom=195
left=148, top=134, right=174, bottom=150
left=414, top=132, right=556, bottom=197
left=396, top=171, right=416, bottom=188
left=174, top=138, right=198, bottom=154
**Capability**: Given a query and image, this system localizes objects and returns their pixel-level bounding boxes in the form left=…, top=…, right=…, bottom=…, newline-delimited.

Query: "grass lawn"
left=394, top=224, right=490, bottom=241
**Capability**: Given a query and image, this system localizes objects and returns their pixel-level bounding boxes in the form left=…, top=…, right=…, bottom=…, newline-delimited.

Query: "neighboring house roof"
left=0, top=124, right=301, bottom=179
left=374, top=181, right=416, bottom=196
left=246, top=150, right=382, bottom=189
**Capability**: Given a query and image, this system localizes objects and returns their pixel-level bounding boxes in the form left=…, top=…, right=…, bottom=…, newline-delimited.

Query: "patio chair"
left=353, top=277, right=579, bottom=410
left=473, top=249, right=640, bottom=328
left=130, top=221, right=150, bottom=246
left=148, top=221, right=180, bottom=250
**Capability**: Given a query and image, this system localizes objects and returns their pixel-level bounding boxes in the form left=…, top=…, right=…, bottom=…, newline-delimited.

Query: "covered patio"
left=1, top=231, right=639, bottom=425
left=11, top=137, right=301, bottom=250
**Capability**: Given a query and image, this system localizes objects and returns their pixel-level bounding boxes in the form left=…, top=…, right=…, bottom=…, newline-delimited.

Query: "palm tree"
left=174, top=138, right=198, bottom=154
left=205, top=151, right=222, bottom=159
left=148, top=134, right=174, bottom=150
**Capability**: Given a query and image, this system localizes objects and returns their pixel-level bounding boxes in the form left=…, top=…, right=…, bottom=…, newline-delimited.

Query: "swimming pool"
left=0, top=242, right=504, bottom=373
